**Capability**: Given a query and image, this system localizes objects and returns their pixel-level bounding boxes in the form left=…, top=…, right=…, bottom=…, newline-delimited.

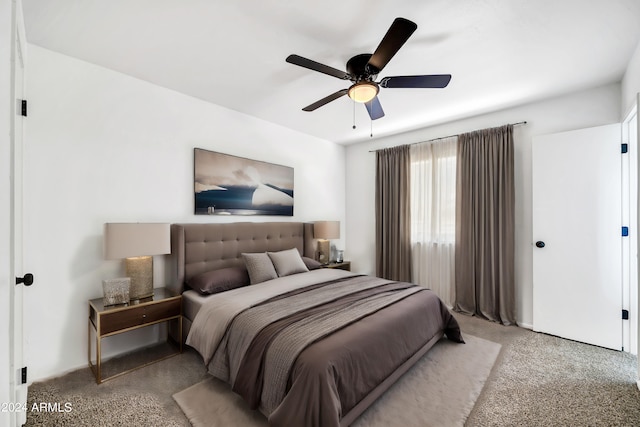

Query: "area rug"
left=173, top=334, right=500, bottom=427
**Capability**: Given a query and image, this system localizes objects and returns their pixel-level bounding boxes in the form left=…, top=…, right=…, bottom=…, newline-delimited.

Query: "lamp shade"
left=104, top=223, right=171, bottom=260
left=314, top=221, right=340, bottom=240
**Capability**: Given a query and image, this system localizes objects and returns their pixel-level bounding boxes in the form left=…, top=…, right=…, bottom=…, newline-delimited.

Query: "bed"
left=169, top=222, right=463, bottom=427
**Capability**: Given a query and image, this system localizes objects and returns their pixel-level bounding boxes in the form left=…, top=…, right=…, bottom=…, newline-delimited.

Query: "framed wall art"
left=194, top=148, right=294, bottom=216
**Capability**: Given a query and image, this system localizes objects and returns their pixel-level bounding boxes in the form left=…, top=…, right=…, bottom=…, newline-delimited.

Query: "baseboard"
left=518, top=322, right=533, bottom=330
left=637, top=379, right=640, bottom=391
left=31, top=361, right=89, bottom=385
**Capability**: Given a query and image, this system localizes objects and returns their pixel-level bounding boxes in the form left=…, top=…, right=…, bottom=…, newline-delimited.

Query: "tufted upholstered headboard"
left=169, top=222, right=315, bottom=294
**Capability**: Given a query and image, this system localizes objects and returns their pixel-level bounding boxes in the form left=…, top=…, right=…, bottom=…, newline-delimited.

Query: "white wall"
left=1, top=0, right=13, bottom=421
left=24, top=45, right=346, bottom=382
left=345, top=83, right=621, bottom=328
left=622, top=39, right=640, bottom=116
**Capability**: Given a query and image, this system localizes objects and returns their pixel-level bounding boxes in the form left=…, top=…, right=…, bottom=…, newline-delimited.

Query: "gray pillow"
left=187, top=267, right=250, bottom=295
left=302, top=256, right=322, bottom=270
left=268, top=248, right=309, bottom=277
left=242, top=252, right=278, bottom=284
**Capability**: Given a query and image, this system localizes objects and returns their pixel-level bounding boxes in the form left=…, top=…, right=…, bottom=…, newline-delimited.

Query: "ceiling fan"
left=286, top=17, right=451, bottom=120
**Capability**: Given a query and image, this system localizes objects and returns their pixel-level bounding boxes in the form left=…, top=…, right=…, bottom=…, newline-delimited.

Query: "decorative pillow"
left=187, top=267, right=250, bottom=295
left=242, top=252, right=278, bottom=284
left=302, top=256, right=322, bottom=270
left=268, top=248, right=309, bottom=277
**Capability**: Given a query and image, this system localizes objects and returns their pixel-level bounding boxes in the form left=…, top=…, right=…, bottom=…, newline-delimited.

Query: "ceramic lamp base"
left=316, top=240, right=330, bottom=265
left=125, top=256, right=154, bottom=300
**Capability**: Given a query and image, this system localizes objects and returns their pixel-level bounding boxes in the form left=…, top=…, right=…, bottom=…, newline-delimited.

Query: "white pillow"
left=241, top=252, right=278, bottom=285
left=268, top=248, right=309, bottom=277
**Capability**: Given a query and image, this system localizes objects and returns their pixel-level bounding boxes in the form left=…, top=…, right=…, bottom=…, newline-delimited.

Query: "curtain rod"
left=368, top=121, right=527, bottom=153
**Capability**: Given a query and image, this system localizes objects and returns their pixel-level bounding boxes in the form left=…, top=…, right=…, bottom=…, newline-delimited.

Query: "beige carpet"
left=27, top=388, right=185, bottom=427
left=174, top=335, right=500, bottom=427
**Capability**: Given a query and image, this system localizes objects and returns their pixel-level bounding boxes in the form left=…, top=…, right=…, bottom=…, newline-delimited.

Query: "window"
left=410, top=137, right=457, bottom=245
left=409, top=136, right=457, bottom=306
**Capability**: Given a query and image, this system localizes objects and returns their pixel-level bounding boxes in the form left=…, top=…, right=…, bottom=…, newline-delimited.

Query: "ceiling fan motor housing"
left=346, top=53, right=379, bottom=81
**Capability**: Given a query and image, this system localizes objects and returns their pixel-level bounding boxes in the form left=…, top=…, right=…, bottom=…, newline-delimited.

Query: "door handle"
left=535, top=241, right=545, bottom=248
left=16, top=273, right=34, bottom=286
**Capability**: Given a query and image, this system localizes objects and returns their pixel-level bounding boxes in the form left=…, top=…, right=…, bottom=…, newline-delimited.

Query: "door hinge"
left=20, top=367, right=27, bottom=384
left=21, top=99, right=27, bottom=117
left=621, top=143, right=628, bottom=154
left=622, top=226, right=629, bottom=237
left=622, top=309, right=629, bottom=320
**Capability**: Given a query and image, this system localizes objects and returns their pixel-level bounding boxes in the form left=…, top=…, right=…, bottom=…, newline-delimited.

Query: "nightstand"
left=88, top=287, right=182, bottom=384
left=323, top=261, right=351, bottom=271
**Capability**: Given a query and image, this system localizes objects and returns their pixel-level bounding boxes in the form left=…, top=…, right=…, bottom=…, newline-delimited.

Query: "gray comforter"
left=187, top=269, right=463, bottom=427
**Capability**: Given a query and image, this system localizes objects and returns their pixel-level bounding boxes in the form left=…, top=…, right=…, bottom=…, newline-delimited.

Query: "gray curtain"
left=375, top=145, right=412, bottom=281
left=454, top=125, right=516, bottom=325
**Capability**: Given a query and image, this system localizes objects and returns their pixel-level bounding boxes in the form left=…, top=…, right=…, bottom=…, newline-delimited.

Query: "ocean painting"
left=194, top=148, right=294, bottom=216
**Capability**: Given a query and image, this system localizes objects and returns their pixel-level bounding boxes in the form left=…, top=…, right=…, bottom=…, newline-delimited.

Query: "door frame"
left=8, top=1, right=27, bottom=425
left=622, top=103, right=638, bottom=356
left=625, top=95, right=640, bottom=390
left=1, top=0, right=13, bottom=421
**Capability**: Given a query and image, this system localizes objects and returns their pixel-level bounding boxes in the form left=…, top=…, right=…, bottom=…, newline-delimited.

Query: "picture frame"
left=194, top=148, right=294, bottom=216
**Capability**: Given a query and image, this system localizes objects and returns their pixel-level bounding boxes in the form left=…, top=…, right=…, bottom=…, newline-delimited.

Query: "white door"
left=10, top=6, right=28, bottom=426
left=532, top=124, right=623, bottom=350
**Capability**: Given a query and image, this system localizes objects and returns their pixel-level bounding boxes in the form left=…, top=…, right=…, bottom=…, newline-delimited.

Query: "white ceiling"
left=21, top=0, right=640, bottom=145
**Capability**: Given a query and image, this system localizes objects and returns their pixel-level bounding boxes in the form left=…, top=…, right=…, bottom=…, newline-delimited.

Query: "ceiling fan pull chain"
left=370, top=117, right=373, bottom=138
left=352, top=101, right=356, bottom=129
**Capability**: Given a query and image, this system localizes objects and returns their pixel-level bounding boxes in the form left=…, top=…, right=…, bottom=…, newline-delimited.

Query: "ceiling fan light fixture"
left=348, top=82, right=379, bottom=103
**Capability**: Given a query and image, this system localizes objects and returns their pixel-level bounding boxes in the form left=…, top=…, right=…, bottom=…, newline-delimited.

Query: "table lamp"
left=314, top=221, right=340, bottom=265
left=104, top=223, right=171, bottom=301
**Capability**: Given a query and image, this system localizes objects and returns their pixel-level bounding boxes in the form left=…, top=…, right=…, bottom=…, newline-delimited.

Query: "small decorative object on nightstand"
left=323, top=261, right=351, bottom=271
left=102, top=277, right=130, bottom=306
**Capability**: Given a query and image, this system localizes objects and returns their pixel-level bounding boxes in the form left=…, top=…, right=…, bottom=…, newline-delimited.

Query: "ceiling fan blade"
left=302, top=89, right=349, bottom=111
left=365, top=96, right=385, bottom=120
left=287, top=54, right=351, bottom=80
left=367, top=17, right=417, bottom=73
left=380, top=74, right=452, bottom=89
